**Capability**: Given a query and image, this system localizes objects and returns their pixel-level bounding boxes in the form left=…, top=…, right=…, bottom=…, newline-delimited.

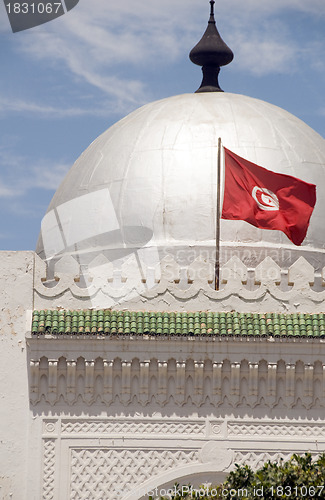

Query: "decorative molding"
left=200, top=442, right=233, bottom=468
left=44, top=420, right=58, bottom=435
left=61, top=419, right=206, bottom=436
left=42, top=418, right=204, bottom=499
left=233, top=451, right=293, bottom=470
left=30, top=357, right=325, bottom=409
left=33, top=254, right=325, bottom=312
left=228, top=422, right=325, bottom=438
left=40, top=416, right=325, bottom=499
left=42, top=440, right=56, bottom=500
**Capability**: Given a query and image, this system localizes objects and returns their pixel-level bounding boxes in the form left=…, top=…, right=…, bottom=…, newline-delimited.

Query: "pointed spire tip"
left=210, top=0, right=215, bottom=19
left=189, top=0, right=234, bottom=93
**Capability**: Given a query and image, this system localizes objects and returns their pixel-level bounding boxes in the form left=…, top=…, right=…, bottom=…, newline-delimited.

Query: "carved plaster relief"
left=69, top=448, right=199, bottom=500
left=31, top=356, right=325, bottom=410
left=228, top=421, right=325, bottom=438
left=41, top=417, right=325, bottom=500
left=42, top=418, right=207, bottom=500
left=34, top=254, right=325, bottom=312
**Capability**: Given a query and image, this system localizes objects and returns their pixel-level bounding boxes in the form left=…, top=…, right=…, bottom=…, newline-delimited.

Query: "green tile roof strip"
left=31, top=310, right=325, bottom=338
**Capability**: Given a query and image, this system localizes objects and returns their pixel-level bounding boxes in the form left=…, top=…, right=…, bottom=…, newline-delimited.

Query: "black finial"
left=189, top=1, right=234, bottom=92
left=210, top=0, right=215, bottom=19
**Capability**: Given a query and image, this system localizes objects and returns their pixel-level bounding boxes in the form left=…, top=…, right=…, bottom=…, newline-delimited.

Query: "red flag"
left=221, top=147, right=316, bottom=246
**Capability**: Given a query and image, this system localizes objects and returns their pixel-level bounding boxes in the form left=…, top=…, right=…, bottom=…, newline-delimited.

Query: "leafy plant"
left=154, top=453, right=325, bottom=499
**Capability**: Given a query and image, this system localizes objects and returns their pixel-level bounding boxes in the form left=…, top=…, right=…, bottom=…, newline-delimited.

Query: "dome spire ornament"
left=189, top=0, right=234, bottom=92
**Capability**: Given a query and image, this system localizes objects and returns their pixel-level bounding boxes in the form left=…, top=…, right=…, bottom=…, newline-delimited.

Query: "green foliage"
left=222, top=453, right=325, bottom=499
left=155, top=453, right=325, bottom=499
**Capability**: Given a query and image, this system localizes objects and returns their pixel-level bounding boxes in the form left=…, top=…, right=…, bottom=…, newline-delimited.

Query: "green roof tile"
left=30, top=310, right=325, bottom=339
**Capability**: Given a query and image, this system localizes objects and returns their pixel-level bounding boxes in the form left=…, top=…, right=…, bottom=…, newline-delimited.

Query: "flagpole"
left=215, top=137, right=222, bottom=290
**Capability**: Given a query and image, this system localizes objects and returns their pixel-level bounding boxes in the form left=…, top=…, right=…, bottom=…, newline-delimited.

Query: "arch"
left=122, top=463, right=228, bottom=500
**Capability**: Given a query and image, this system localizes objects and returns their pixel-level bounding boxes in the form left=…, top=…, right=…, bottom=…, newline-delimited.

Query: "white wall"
left=2, top=250, right=325, bottom=499
left=0, top=252, right=33, bottom=500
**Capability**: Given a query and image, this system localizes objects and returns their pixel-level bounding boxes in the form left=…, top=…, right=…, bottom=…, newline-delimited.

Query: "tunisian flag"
left=221, top=148, right=316, bottom=246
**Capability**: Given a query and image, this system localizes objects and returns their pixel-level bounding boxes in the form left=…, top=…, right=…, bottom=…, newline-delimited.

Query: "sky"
left=0, top=0, right=324, bottom=251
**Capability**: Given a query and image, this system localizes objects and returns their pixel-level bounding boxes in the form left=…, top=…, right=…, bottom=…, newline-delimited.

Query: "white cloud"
left=0, top=232, right=11, bottom=240
left=223, top=6, right=325, bottom=77
left=0, top=96, right=102, bottom=117
left=0, top=144, right=70, bottom=200
left=221, top=0, right=325, bottom=17
left=0, top=181, right=16, bottom=198
left=237, top=40, right=297, bottom=77
left=229, top=23, right=299, bottom=76
left=15, top=1, right=199, bottom=106
left=18, top=0, right=325, bottom=83
left=29, top=163, right=70, bottom=191
left=1, top=0, right=324, bottom=115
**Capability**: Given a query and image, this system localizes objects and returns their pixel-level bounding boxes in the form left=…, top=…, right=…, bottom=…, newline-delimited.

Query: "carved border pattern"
left=69, top=448, right=199, bottom=500
left=41, top=417, right=324, bottom=499
left=43, top=439, right=56, bottom=500
left=61, top=419, right=206, bottom=436
left=233, top=451, right=293, bottom=470
left=228, top=422, right=325, bottom=438
left=42, top=418, right=204, bottom=499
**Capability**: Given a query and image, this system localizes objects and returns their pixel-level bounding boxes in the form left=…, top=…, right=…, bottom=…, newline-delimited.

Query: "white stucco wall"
left=0, top=252, right=33, bottom=499
left=2, top=250, right=325, bottom=499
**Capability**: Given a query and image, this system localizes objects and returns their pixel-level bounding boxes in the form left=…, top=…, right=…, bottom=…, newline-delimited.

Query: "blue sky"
left=0, top=0, right=324, bottom=250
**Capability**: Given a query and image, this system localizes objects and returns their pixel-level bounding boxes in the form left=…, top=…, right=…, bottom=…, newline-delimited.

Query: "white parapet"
left=34, top=253, right=325, bottom=312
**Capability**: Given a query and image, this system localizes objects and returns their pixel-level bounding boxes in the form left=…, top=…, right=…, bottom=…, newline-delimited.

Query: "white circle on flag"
left=252, top=187, right=279, bottom=211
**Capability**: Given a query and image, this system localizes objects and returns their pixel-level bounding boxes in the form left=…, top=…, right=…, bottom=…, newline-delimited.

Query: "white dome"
left=37, top=93, right=325, bottom=271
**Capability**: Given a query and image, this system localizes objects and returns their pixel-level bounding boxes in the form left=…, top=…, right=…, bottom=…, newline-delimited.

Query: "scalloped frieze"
left=30, top=357, right=325, bottom=410
left=33, top=254, right=325, bottom=312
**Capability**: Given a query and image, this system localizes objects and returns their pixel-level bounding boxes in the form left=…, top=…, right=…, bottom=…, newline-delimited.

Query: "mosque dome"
left=36, top=1, right=325, bottom=275
left=37, top=91, right=325, bottom=273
